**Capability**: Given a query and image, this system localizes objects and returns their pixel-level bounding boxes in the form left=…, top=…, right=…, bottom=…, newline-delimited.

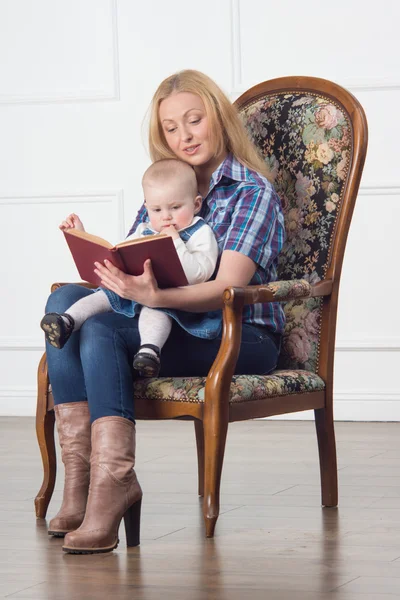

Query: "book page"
left=64, top=228, right=114, bottom=249
left=116, top=233, right=167, bottom=249
left=117, top=234, right=188, bottom=287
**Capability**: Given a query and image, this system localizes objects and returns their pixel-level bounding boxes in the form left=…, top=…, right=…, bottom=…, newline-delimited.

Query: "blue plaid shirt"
left=128, top=154, right=286, bottom=333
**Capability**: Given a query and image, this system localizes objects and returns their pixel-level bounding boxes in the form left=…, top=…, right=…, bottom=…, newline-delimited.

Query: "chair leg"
left=194, top=420, right=204, bottom=497
left=314, top=403, right=338, bottom=507
left=202, top=418, right=228, bottom=538
left=34, top=353, right=57, bottom=519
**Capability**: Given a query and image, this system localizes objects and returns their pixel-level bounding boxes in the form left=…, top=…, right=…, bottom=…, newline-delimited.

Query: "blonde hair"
left=142, top=158, right=198, bottom=197
left=148, top=70, right=272, bottom=181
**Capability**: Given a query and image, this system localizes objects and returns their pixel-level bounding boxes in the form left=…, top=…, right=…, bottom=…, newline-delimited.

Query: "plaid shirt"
left=128, top=153, right=286, bottom=333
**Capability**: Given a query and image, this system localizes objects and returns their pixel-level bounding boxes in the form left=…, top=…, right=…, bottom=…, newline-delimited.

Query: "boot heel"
left=123, top=497, right=142, bottom=547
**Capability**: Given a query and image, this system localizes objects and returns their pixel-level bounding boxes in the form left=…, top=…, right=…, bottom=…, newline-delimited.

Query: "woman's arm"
left=95, top=180, right=284, bottom=310
left=155, top=249, right=256, bottom=311
left=94, top=249, right=256, bottom=312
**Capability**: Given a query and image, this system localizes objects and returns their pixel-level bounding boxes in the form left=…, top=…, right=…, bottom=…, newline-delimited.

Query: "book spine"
left=112, top=248, right=128, bottom=272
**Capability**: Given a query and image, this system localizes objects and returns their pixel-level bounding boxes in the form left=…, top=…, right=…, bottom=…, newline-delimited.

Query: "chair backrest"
left=235, top=77, right=368, bottom=374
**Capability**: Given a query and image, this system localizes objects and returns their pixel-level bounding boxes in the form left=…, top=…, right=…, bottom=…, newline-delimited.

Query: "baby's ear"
left=194, top=195, right=202, bottom=214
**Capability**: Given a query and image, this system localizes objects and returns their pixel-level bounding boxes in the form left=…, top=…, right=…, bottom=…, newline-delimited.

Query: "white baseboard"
left=1, top=387, right=400, bottom=421
left=267, top=402, right=400, bottom=422
left=0, top=388, right=37, bottom=416
left=1, top=336, right=400, bottom=352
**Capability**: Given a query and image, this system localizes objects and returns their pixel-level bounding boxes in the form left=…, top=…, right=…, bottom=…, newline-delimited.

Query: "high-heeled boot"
left=62, top=416, right=143, bottom=554
left=48, top=401, right=91, bottom=537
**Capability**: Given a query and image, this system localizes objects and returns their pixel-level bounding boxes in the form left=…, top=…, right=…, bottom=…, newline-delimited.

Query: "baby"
left=41, top=159, right=219, bottom=377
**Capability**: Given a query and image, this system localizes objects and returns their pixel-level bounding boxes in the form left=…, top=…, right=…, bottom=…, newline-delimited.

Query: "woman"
left=45, top=70, right=286, bottom=554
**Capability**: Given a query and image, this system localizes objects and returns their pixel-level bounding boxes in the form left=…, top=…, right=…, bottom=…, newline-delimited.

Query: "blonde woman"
left=43, top=70, right=285, bottom=554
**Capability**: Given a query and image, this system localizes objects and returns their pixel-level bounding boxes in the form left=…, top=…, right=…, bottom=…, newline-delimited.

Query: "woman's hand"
left=94, top=259, right=160, bottom=307
left=59, top=213, right=85, bottom=232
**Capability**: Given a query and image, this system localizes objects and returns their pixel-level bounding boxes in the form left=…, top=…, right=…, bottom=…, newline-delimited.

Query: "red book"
left=63, top=229, right=188, bottom=288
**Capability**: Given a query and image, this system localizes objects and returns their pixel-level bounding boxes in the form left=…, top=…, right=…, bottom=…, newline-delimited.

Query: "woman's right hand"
left=59, top=213, right=85, bottom=232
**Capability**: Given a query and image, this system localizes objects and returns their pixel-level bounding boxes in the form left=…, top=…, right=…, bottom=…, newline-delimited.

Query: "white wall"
left=0, top=0, right=398, bottom=419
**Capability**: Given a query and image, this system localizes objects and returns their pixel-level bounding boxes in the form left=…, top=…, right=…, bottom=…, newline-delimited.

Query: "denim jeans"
left=45, top=284, right=281, bottom=423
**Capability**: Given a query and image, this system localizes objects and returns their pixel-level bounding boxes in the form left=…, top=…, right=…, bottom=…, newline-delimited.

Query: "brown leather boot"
left=62, top=416, right=142, bottom=554
left=48, top=401, right=91, bottom=537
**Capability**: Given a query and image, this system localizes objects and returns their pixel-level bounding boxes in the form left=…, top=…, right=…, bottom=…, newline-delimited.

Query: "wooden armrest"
left=203, top=279, right=332, bottom=413
left=228, top=278, right=333, bottom=306
left=50, top=282, right=97, bottom=293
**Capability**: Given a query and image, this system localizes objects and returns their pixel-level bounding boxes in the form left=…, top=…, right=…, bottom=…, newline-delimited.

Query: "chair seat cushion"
left=134, top=370, right=325, bottom=404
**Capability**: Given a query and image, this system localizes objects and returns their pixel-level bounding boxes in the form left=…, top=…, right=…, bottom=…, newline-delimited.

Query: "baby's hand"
left=59, top=213, right=85, bottom=232
left=162, top=225, right=180, bottom=240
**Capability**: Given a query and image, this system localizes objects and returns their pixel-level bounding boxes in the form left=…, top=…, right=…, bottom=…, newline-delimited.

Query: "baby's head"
left=142, top=159, right=202, bottom=233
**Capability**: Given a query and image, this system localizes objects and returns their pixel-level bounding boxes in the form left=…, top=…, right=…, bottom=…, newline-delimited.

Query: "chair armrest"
left=203, top=288, right=245, bottom=424
left=50, top=282, right=97, bottom=293
left=235, top=278, right=333, bottom=305
left=203, top=279, right=332, bottom=414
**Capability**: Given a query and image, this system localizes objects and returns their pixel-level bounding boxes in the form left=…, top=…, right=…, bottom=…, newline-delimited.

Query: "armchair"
left=35, top=76, right=368, bottom=538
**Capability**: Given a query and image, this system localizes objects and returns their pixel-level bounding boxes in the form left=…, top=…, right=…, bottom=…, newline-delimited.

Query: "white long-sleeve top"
left=124, top=216, right=219, bottom=285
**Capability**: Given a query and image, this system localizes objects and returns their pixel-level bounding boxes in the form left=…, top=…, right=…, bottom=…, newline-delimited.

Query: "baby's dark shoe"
left=133, top=344, right=161, bottom=378
left=40, top=313, right=75, bottom=349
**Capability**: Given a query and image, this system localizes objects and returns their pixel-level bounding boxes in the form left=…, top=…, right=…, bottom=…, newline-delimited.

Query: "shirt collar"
left=144, top=215, right=202, bottom=234
left=207, top=153, right=249, bottom=196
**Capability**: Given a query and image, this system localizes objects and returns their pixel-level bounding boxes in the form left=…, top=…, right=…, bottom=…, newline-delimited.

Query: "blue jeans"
left=45, top=284, right=281, bottom=423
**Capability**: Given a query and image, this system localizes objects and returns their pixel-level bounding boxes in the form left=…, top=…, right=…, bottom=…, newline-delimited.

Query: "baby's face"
left=144, top=182, right=201, bottom=233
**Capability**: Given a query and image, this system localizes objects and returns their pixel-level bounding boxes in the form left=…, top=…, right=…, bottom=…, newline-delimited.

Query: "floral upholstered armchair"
left=35, top=76, right=368, bottom=538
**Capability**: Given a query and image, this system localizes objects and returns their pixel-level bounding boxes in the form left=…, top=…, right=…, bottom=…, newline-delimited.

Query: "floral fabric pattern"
left=134, top=370, right=325, bottom=404
left=266, top=279, right=311, bottom=300
left=239, top=92, right=352, bottom=371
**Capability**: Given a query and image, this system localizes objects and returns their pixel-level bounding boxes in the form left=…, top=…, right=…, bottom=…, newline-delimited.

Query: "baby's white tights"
left=138, top=307, right=172, bottom=357
left=65, top=290, right=112, bottom=330
left=63, top=293, right=172, bottom=357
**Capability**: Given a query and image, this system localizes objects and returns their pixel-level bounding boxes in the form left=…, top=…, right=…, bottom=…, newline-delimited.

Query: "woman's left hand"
left=94, top=259, right=159, bottom=307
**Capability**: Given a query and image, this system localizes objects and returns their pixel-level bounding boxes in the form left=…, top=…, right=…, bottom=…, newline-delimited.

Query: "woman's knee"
left=45, top=284, right=93, bottom=313
left=79, top=315, right=120, bottom=359
left=79, top=313, right=140, bottom=364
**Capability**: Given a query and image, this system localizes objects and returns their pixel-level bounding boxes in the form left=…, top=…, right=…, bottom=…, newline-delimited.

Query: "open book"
left=64, top=229, right=188, bottom=288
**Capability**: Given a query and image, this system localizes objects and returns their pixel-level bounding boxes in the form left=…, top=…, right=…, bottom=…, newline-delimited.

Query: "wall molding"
left=0, top=188, right=125, bottom=249
left=0, top=387, right=38, bottom=417
left=358, top=184, right=400, bottom=196
left=1, top=336, right=399, bottom=352
left=0, top=338, right=44, bottom=351
left=0, top=188, right=123, bottom=201
left=231, top=0, right=400, bottom=96
left=0, top=0, right=120, bottom=106
left=0, top=189, right=125, bottom=238
left=232, top=77, right=400, bottom=101
left=110, top=0, right=121, bottom=102
left=0, top=188, right=125, bottom=352
left=230, top=0, right=242, bottom=92
left=1, top=386, right=400, bottom=419
left=341, top=81, right=400, bottom=93
left=268, top=392, right=400, bottom=422
left=334, top=391, right=400, bottom=402
left=0, top=387, right=36, bottom=397
left=335, top=339, right=400, bottom=351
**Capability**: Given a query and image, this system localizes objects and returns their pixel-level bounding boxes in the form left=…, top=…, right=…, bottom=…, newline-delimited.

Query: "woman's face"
left=159, top=92, right=224, bottom=171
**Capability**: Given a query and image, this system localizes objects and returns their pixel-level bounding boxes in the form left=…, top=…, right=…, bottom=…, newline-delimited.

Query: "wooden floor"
left=1, top=418, right=400, bottom=600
